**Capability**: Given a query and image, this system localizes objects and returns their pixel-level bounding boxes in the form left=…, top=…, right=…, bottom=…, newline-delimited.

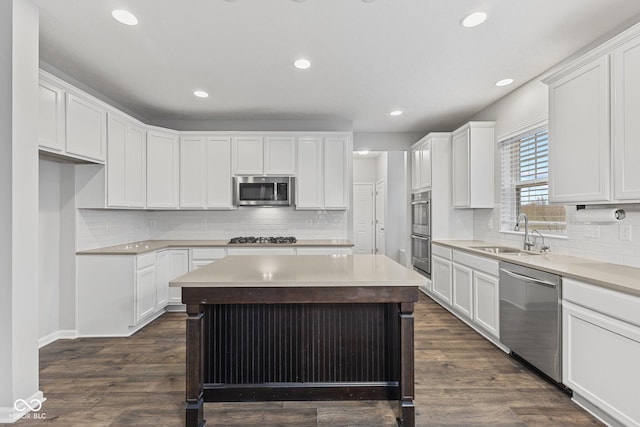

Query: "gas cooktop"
left=228, top=236, right=297, bottom=244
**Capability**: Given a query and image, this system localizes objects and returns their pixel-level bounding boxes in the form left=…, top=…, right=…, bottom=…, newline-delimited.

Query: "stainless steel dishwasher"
left=499, top=261, right=562, bottom=382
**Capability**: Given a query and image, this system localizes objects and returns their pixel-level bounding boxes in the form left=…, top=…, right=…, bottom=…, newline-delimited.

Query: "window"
left=500, top=125, right=566, bottom=234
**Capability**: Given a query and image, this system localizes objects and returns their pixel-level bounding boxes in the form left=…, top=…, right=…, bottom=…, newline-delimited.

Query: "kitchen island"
left=170, top=254, right=424, bottom=427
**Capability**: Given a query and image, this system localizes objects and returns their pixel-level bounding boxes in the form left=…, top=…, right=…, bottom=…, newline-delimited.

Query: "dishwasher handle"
left=500, top=268, right=558, bottom=288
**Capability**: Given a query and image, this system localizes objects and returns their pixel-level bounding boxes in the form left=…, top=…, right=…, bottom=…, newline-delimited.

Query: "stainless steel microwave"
left=234, top=176, right=294, bottom=206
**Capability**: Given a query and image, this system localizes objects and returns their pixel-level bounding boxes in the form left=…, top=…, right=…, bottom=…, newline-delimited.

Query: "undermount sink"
left=472, top=246, right=541, bottom=256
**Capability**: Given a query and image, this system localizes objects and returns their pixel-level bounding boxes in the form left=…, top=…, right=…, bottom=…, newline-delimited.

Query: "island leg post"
left=186, top=303, right=205, bottom=427
left=398, top=302, right=415, bottom=427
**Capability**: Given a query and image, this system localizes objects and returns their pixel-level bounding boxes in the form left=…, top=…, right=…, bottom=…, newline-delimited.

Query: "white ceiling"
left=35, top=0, right=640, bottom=133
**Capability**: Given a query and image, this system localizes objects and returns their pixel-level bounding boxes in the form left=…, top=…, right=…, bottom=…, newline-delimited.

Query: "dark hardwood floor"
left=16, top=293, right=601, bottom=426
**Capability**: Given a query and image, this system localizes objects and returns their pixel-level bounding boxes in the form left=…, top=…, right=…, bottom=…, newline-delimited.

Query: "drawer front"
left=432, top=244, right=452, bottom=260
left=564, top=278, right=640, bottom=328
left=453, top=250, right=499, bottom=276
left=136, top=252, right=156, bottom=270
left=192, top=248, right=226, bottom=260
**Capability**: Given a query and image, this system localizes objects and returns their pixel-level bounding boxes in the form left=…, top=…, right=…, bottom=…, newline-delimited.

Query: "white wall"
left=0, top=0, right=41, bottom=420
left=353, top=158, right=377, bottom=183
left=354, top=132, right=425, bottom=151
left=39, top=160, right=61, bottom=342
left=386, top=151, right=409, bottom=265
left=469, top=77, right=640, bottom=268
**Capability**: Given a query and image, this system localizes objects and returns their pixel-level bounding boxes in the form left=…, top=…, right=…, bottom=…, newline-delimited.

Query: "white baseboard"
left=38, top=329, right=77, bottom=348
left=0, top=390, right=45, bottom=423
left=165, top=304, right=186, bottom=313
left=572, top=393, right=627, bottom=427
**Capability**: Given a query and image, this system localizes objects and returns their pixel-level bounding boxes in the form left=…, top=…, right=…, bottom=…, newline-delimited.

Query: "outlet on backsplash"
left=584, top=224, right=600, bottom=239
left=620, top=224, right=633, bottom=241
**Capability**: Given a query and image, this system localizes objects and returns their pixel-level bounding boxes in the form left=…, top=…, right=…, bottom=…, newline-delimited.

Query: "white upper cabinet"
left=420, top=140, right=432, bottom=189
left=232, top=135, right=296, bottom=175
left=323, top=136, right=349, bottom=209
left=38, top=71, right=107, bottom=163
left=180, top=135, right=232, bottom=209
left=613, top=36, right=640, bottom=201
left=107, top=113, right=146, bottom=208
left=265, top=136, right=296, bottom=175
left=547, top=57, right=611, bottom=203
left=296, top=135, right=350, bottom=210
left=410, top=138, right=432, bottom=192
left=451, top=121, right=494, bottom=208
left=232, top=136, right=263, bottom=175
left=38, top=79, right=65, bottom=152
left=65, top=92, right=107, bottom=162
left=411, top=145, right=421, bottom=191
left=544, top=26, right=640, bottom=205
left=146, top=130, right=179, bottom=208
left=296, top=136, right=324, bottom=209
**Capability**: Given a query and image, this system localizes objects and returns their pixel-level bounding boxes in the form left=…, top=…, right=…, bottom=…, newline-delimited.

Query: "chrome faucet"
left=515, top=213, right=535, bottom=251
left=532, top=230, right=551, bottom=253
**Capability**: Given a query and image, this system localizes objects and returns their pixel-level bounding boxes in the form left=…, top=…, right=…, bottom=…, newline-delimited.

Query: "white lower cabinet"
left=452, top=263, right=473, bottom=319
left=428, top=244, right=501, bottom=344
left=190, top=248, right=226, bottom=272
left=563, top=278, right=640, bottom=427
left=156, top=249, right=189, bottom=307
left=135, top=254, right=157, bottom=324
left=431, top=252, right=453, bottom=305
left=78, top=253, right=163, bottom=337
left=472, top=271, right=499, bottom=338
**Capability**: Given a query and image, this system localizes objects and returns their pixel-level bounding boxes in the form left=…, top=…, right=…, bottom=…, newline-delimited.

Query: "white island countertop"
left=170, top=254, right=427, bottom=288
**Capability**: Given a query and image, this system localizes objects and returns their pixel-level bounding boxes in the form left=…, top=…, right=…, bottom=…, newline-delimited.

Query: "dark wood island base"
left=183, top=285, right=417, bottom=427
left=172, top=255, right=424, bottom=427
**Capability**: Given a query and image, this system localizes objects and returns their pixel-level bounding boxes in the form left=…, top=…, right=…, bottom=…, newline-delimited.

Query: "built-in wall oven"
left=411, top=191, right=431, bottom=277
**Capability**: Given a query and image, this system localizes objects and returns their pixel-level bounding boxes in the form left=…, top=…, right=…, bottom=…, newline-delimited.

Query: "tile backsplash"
left=474, top=205, right=640, bottom=268
left=148, top=208, right=347, bottom=240
left=76, top=209, right=150, bottom=251
left=77, top=208, right=347, bottom=250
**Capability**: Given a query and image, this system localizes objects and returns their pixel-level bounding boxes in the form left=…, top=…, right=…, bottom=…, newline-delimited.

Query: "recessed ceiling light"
left=390, top=110, right=403, bottom=116
left=111, top=10, right=138, bottom=26
left=356, top=150, right=370, bottom=155
left=495, top=78, right=514, bottom=87
left=193, top=90, right=209, bottom=98
left=294, top=58, right=311, bottom=70
left=461, top=12, right=487, bottom=28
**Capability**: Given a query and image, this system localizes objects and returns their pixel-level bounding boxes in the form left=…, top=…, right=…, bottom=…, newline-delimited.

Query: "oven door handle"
left=411, top=234, right=430, bottom=241
left=411, top=200, right=430, bottom=205
left=499, top=268, right=558, bottom=288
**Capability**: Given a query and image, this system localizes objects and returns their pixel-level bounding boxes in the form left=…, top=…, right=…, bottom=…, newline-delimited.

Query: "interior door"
left=353, top=183, right=374, bottom=254
left=375, top=181, right=386, bottom=255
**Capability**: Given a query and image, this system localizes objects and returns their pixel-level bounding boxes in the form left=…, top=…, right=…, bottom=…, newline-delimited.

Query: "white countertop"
left=76, top=239, right=354, bottom=255
left=170, top=254, right=427, bottom=288
left=434, top=240, right=640, bottom=297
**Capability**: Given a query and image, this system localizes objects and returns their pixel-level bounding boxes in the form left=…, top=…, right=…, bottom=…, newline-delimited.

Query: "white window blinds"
left=500, top=126, right=566, bottom=234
